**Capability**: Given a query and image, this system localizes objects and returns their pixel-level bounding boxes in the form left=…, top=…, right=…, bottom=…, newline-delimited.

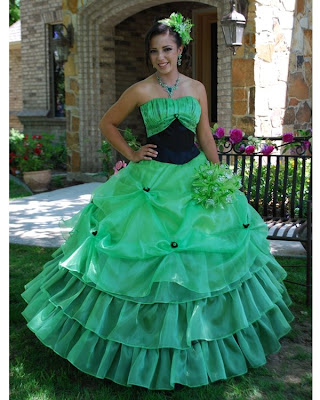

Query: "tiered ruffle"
left=22, top=152, right=293, bottom=390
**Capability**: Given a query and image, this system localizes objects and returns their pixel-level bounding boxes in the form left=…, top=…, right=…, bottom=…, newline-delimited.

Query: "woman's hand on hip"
left=131, top=144, right=158, bottom=162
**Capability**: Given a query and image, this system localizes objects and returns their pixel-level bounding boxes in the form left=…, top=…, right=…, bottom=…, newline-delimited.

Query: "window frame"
left=48, top=23, right=66, bottom=118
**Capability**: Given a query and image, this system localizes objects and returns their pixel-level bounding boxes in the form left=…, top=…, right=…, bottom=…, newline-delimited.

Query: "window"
left=50, top=24, right=65, bottom=117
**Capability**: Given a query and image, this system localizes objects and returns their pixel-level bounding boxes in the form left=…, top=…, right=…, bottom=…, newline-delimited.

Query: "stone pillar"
left=254, top=0, right=312, bottom=136
left=62, top=0, right=80, bottom=174
left=284, top=0, right=312, bottom=132
left=216, top=1, right=233, bottom=133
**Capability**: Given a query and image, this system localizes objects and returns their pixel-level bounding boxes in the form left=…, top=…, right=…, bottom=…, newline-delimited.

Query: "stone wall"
left=254, top=0, right=312, bottom=137
left=284, top=0, right=312, bottom=132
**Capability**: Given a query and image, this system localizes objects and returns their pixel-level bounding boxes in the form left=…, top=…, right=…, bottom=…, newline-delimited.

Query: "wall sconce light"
left=221, top=1, right=246, bottom=55
left=52, top=24, right=74, bottom=65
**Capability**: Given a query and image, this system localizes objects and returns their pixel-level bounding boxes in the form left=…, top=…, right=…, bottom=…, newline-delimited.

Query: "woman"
left=22, top=13, right=293, bottom=390
left=99, top=15, right=219, bottom=166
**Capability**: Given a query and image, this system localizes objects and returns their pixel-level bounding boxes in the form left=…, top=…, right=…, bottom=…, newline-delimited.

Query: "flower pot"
left=10, top=166, right=18, bottom=176
left=23, top=170, right=52, bottom=193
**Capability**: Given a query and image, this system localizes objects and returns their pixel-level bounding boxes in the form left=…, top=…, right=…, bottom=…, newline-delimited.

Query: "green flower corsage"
left=158, top=12, right=193, bottom=45
left=192, top=162, right=242, bottom=209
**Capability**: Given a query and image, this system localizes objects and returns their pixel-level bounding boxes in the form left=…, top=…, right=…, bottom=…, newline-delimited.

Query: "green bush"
left=98, top=128, right=141, bottom=177
left=237, top=157, right=311, bottom=218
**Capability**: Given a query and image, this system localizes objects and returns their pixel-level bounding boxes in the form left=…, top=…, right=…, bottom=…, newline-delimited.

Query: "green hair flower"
left=158, top=12, right=194, bottom=45
left=191, top=162, right=242, bottom=209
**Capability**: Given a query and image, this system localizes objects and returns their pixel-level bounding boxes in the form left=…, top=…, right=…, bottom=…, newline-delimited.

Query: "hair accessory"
left=158, top=12, right=194, bottom=45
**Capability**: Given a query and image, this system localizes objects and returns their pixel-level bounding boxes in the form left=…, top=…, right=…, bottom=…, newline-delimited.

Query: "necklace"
left=156, top=73, right=180, bottom=98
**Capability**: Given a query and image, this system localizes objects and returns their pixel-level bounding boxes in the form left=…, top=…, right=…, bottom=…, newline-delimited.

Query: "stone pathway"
left=9, top=183, right=101, bottom=247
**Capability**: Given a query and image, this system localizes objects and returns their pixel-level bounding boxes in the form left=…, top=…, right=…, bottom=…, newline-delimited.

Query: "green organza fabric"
left=140, top=96, right=201, bottom=137
left=22, top=98, right=293, bottom=390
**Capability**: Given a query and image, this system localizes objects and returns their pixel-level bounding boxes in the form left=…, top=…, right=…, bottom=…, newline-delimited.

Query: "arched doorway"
left=113, top=2, right=216, bottom=140
left=65, top=0, right=231, bottom=175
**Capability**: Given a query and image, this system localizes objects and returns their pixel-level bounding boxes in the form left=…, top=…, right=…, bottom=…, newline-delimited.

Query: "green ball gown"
left=22, top=96, right=293, bottom=390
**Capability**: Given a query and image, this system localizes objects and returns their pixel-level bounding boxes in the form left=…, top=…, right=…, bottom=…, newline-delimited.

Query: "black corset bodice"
left=146, top=119, right=200, bottom=165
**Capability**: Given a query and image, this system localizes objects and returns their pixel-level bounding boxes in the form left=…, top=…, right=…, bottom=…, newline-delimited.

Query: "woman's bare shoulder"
left=179, top=75, right=206, bottom=100
left=123, top=76, right=156, bottom=105
left=188, top=77, right=206, bottom=93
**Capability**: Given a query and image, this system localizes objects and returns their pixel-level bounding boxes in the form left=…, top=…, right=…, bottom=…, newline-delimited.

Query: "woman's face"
left=149, top=31, right=183, bottom=75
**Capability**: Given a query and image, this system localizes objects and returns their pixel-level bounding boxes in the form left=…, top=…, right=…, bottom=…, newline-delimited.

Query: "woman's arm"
left=99, top=84, right=158, bottom=162
left=196, top=82, right=220, bottom=164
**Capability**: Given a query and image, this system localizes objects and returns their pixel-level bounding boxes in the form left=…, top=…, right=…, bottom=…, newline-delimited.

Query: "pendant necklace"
left=156, top=73, right=180, bottom=98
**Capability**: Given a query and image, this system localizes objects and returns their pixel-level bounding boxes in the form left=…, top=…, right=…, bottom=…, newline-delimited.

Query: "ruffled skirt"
left=22, top=152, right=293, bottom=390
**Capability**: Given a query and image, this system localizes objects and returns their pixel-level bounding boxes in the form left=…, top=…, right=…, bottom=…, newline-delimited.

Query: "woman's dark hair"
left=144, top=17, right=191, bottom=71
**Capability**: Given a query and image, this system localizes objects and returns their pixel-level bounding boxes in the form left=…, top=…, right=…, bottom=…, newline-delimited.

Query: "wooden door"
left=193, top=9, right=218, bottom=124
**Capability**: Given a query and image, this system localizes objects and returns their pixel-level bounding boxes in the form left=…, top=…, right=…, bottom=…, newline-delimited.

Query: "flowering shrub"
left=229, top=129, right=243, bottom=145
left=245, top=145, right=255, bottom=155
left=214, top=127, right=225, bottom=139
left=211, top=125, right=312, bottom=156
left=283, top=132, right=294, bottom=143
left=238, top=157, right=311, bottom=218
left=113, top=160, right=127, bottom=174
left=98, top=128, right=141, bottom=177
left=211, top=125, right=244, bottom=152
left=282, top=129, right=312, bottom=154
left=261, top=144, right=275, bottom=156
left=9, top=129, right=66, bottom=173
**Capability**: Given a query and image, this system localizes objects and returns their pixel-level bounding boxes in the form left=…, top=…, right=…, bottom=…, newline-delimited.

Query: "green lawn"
left=9, top=177, right=33, bottom=199
left=10, top=245, right=311, bottom=400
left=9, top=174, right=70, bottom=200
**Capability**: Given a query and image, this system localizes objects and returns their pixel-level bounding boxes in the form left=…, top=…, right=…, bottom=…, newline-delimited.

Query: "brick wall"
left=19, top=0, right=66, bottom=138
left=9, top=45, right=23, bottom=131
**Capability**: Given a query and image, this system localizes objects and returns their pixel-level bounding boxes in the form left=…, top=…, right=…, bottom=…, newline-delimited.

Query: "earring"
left=177, top=54, right=182, bottom=66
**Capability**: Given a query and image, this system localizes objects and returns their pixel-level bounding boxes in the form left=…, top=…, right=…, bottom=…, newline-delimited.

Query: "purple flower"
left=261, top=144, right=274, bottom=155
left=245, top=145, right=255, bottom=155
left=214, top=127, right=225, bottom=139
left=303, top=140, right=310, bottom=150
left=229, top=129, right=243, bottom=144
left=239, top=144, right=246, bottom=152
left=283, top=132, right=294, bottom=143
